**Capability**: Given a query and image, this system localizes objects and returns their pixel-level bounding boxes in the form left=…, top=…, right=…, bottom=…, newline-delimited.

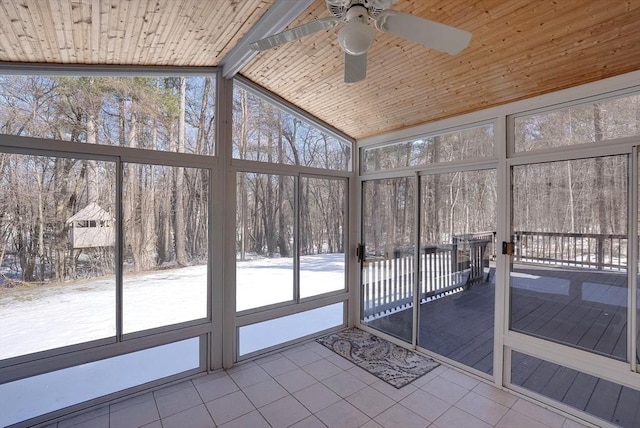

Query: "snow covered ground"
left=0, top=253, right=345, bottom=360
left=237, top=253, right=345, bottom=311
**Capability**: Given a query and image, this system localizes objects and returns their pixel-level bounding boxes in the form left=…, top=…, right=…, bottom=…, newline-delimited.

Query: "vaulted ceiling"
left=1, top=0, right=639, bottom=140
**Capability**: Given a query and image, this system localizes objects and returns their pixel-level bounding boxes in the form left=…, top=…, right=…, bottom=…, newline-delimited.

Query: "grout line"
left=58, top=341, right=582, bottom=428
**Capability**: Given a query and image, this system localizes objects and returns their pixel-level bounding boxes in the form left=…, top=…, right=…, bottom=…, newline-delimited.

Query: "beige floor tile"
left=421, top=375, right=469, bottom=404
left=346, top=366, right=380, bottom=385
left=455, top=391, right=509, bottom=425
left=275, top=367, right=318, bottom=393
left=109, top=398, right=159, bottom=428
left=242, top=378, right=289, bottom=408
left=228, top=364, right=270, bottom=388
left=160, top=404, right=214, bottom=428
left=399, top=389, right=450, bottom=422
left=439, top=368, right=481, bottom=390
left=285, top=348, right=324, bottom=367
left=219, top=410, right=270, bottom=428
left=472, top=381, right=518, bottom=408
left=375, top=403, right=430, bottom=428
left=495, top=409, right=550, bottom=428
left=63, top=414, right=109, bottom=428
left=303, top=359, right=344, bottom=381
left=346, top=386, right=395, bottom=417
left=315, top=400, right=370, bottom=428
left=259, top=356, right=299, bottom=377
left=433, top=407, right=491, bottom=428
left=58, top=407, right=109, bottom=428
left=259, top=395, right=311, bottom=428
left=290, top=415, right=328, bottom=428
left=361, top=420, right=385, bottom=428
left=293, top=382, right=342, bottom=413
left=154, top=384, right=203, bottom=419
left=193, top=374, right=239, bottom=403
left=322, top=371, right=368, bottom=397
left=513, top=399, right=566, bottom=428
left=205, top=390, right=255, bottom=426
left=370, top=379, right=417, bottom=402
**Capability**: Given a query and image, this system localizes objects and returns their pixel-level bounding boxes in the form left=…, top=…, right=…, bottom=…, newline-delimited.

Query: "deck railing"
left=362, top=233, right=491, bottom=319
left=513, top=231, right=627, bottom=271
left=361, top=230, right=627, bottom=319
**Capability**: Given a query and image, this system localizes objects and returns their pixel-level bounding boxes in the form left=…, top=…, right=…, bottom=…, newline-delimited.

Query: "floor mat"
left=316, top=327, right=439, bottom=388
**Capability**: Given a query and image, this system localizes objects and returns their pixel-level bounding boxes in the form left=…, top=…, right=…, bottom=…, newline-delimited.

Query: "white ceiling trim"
left=220, top=0, right=315, bottom=79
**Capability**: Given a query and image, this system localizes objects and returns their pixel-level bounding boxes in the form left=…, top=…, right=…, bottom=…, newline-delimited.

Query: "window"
left=514, top=93, right=640, bottom=152
left=236, top=172, right=295, bottom=311
left=236, top=173, right=347, bottom=312
left=232, top=85, right=351, bottom=171
left=232, top=82, right=350, bottom=359
left=0, top=337, right=201, bottom=427
left=362, top=123, right=494, bottom=172
left=0, top=152, right=116, bottom=359
left=122, top=164, right=209, bottom=333
left=299, top=177, right=346, bottom=299
left=0, top=72, right=215, bottom=424
left=238, top=303, right=344, bottom=357
left=0, top=75, right=216, bottom=155
left=510, top=351, right=639, bottom=427
left=510, top=156, right=628, bottom=360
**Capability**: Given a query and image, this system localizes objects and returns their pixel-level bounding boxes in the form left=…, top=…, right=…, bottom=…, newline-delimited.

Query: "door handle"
left=356, top=243, right=364, bottom=263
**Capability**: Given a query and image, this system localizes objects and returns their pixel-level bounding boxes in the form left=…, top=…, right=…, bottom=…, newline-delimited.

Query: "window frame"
left=0, top=137, right=215, bottom=384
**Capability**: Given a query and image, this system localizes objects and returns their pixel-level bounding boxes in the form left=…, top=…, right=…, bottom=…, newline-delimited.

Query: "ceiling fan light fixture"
left=337, top=21, right=375, bottom=56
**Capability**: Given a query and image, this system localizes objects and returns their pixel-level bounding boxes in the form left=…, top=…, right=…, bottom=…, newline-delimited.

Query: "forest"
left=232, top=87, right=349, bottom=261
left=361, top=95, right=639, bottom=260
left=0, top=75, right=638, bottom=285
left=0, top=76, right=351, bottom=285
left=0, top=76, right=215, bottom=284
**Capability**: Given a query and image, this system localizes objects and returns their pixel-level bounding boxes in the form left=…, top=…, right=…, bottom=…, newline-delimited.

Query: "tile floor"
left=42, top=341, right=592, bottom=428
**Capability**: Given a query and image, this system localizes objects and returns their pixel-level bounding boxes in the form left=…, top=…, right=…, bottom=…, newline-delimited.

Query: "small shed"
left=66, top=202, right=115, bottom=249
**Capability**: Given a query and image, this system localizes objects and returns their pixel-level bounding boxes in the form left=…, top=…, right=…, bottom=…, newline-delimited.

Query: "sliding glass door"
left=509, top=156, right=628, bottom=360
left=417, top=169, right=496, bottom=375
left=360, top=177, right=415, bottom=343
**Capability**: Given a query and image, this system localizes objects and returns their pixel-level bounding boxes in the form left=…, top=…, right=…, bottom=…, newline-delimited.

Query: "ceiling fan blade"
left=375, top=10, right=471, bottom=55
left=250, top=17, right=341, bottom=51
left=344, top=52, right=367, bottom=83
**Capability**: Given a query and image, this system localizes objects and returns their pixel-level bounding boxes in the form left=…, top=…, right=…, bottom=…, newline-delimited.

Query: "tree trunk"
left=36, top=170, right=45, bottom=281
left=175, top=77, right=188, bottom=266
left=593, top=104, right=607, bottom=235
left=277, top=117, right=289, bottom=257
left=238, top=91, right=249, bottom=260
left=86, top=107, right=99, bottom=203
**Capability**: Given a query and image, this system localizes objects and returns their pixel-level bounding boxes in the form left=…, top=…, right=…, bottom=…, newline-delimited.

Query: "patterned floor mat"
left=316, top=327, right=439, bottom=388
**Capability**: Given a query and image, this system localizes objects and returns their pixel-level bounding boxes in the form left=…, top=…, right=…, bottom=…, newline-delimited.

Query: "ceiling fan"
left=249, top=0, right=472, bottom=83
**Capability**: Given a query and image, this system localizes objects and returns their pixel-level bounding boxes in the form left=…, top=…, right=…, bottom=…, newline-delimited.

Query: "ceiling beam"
left=220, top=0, right=315, bottom=79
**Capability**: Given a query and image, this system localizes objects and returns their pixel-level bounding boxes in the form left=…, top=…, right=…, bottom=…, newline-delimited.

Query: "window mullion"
left=116, top=158, right=124, bottom=342
left=294, top=175, right=301, bottom=303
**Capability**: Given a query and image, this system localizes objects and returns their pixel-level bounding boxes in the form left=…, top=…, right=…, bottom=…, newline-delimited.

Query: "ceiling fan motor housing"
left=326, top=0, right=395, bottom=18
left=337, top=5, right=376, bottom=55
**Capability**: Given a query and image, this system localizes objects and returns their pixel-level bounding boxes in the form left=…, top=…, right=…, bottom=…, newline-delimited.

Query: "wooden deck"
left=366, top=263, right=639, bottom=427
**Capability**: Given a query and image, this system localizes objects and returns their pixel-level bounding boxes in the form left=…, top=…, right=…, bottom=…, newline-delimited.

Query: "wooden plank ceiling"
left=242, top=0, right=640, bottom=139
left=0, top=0, right=639, bottom=140
left=0, top=0, right=271, bottom=65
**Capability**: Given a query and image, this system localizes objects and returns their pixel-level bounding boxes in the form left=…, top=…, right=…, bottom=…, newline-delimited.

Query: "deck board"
left=614, top=387, right=640, bottom=428
left=585, top=379, right=621, bottom=423
left=562, top=372, right=599, bottom=410
left=364, top=263, right=637, bottom=427
left=540, top=365, right=578, bottom=402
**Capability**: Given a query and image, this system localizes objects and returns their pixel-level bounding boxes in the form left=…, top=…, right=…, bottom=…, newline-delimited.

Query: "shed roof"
left=67, top=203, right=114, bottom=224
